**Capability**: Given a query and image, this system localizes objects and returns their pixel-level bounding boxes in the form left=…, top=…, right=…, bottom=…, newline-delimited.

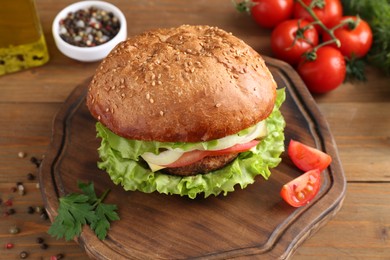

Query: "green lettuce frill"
left=96, top=88, right=286, bottom=199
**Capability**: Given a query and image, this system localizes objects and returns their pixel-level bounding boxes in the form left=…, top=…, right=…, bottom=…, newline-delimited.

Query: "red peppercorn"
left=4, top=199, right=13, bottom=206
left=5, top=242, right=14, bottom=249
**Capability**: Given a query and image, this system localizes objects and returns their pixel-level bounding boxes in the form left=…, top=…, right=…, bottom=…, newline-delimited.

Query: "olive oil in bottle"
left=0, top=0, right=49, bottom=76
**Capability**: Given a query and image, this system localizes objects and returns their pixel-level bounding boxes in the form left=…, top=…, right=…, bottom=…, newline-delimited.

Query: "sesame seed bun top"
left=86, top=25, right=277, bottom=142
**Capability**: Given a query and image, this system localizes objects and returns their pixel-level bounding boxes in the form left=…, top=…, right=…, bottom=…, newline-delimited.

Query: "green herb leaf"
left=48, top=181, right=119, bottom=241
left=90, top=203, right=120, bottom=240
left=346, top=56, right=367, bottom=81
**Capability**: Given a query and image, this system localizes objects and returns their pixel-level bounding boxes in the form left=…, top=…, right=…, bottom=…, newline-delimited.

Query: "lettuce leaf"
left=96, top=88, right=286, bottom=199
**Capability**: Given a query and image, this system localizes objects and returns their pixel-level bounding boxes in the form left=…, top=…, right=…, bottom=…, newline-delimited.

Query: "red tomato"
left=250, top=0, right=294, bottom=28
left=165, top=140, right=259, bottom=168
left=297, top=46, right=346, bottom=94
left=323, top=16, right=373, bottom=58
left=280, top=169, right=321, bottom=207
left=271, top=19, right=319, bottom=66
left=293, top=0, right=343, bottom=32
left=288, top=139, right=332, bottom=172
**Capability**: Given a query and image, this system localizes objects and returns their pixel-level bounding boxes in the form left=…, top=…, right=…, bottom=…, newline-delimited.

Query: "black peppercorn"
left=27, top=206, right=34, bottom=214
left=56, top=253, right=64, bottom=260
left=40, top=243, right=48, bottom=250
left=27, top=173, right=35, bottom=180
left=40, top=212, right=48, bottom=220
left=36, top=237, right=44, bottom=244
left=7, top=208, right=16, bottom=215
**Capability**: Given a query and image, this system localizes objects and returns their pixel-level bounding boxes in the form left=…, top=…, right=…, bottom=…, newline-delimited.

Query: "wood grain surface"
left=39, top=57, right=346, bottom=259
left=1, top=0, right=390, bottom=259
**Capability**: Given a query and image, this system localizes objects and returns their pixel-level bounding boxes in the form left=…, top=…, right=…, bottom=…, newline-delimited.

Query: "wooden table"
left=1, top=0, right=389, bottom=259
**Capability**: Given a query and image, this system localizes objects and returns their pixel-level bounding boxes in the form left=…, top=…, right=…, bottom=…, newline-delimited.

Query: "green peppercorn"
left=9, top=226, right=20, bottom=234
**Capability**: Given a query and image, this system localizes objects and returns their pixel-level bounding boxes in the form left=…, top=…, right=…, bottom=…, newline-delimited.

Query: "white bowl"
left=52, top=1, right=127, bottom=62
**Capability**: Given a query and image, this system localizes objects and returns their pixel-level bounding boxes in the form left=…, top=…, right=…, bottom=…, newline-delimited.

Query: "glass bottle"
left=0, top=0, right=49, bottom=76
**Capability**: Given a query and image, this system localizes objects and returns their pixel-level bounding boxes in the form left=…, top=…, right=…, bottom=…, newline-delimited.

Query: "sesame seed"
left=190, top=68, right=195, bottom=73
left=97, top=115, right=101, bottom=120
left=119, top=85, right=125, bottom=89
left=233, top=74, right=239, bottom=79
left=146, top=93, right=150, bottom=99
left=151, top=74, right=156, bottom=80
left=152, top=81, right=156, bottom=86
left=121, top=93, right=125, bottom=98
left=157, top=80, right=162, bottom=85
left=120, top=78, right=124, bottom=84
left=160, top=111, right=164, bottom=116
left=150, top=98, right=154, bottom=103
left=215, top=103, right=221, bottom=108
left=105, top=108, right=109, bottom=112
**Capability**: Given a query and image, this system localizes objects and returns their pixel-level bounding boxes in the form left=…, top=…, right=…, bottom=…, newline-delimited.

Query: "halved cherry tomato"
left=164, top=140, right=259, bottom=168
left=288, top=139, right=332, bottom=172
left=280, top=169, right=321, bottom=207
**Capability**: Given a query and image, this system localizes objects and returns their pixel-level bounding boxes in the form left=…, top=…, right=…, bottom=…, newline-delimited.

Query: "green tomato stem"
left=295, top=0, right=341, bottom=48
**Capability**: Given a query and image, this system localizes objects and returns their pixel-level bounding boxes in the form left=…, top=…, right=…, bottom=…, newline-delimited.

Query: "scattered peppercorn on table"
left=1, top=0, right=390, bottom=259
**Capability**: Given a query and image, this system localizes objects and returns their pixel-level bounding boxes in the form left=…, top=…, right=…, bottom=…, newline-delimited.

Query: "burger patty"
left=163, top=153, right=239, bottom=176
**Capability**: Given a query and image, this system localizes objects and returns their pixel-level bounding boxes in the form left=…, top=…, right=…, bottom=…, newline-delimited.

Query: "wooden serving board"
left=39, top=56, right=346, bottom=259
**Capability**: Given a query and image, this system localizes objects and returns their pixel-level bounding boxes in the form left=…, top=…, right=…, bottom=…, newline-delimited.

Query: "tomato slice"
left=164, top=140, right=259, bottom=168
left=288, top=139, right=332, bottom=172
left=280, top=169, right=321, bottom=207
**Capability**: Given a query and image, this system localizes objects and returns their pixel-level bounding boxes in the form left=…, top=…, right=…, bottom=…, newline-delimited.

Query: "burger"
left=86, top=25, right=285, bottom=199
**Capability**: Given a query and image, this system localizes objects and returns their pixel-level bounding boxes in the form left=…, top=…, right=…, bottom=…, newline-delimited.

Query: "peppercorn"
left=27, top=173, right=35, bottom=180
left=9, top=226, right=20, bottom=234
left=18, top=151, right=26, bottom=158
left=40, top=212, right=48, bottom=220
left=5, top=242, right=14, bottom=249
left=4, top=199, right=13, bottom=206
left=59, top=7, right=120, bottom=47
left=19, top=251, right=28, bottom=259
left=36, top=237, right=44, bottom=244
left=40, top=243, right=48, bottom=250
left=7, top=208, right=16, bottom=215
left=30, top=156, right=41, bottom=168
left=27, top=206, right=34, bottom=214
left=56, top=254, right=64, bottom=260
left=17, top=183, right=25, bottom=196
left=35, top=206, right=43, bottom=214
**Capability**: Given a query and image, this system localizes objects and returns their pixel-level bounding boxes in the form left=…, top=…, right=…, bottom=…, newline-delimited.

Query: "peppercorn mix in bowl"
left=52, top=1, right=127, bottom=62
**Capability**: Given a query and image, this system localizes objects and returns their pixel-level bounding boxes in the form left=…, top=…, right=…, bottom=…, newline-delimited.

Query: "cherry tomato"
left=288, top=139, right=332, bottom=172
left=280, top=169, right=321, bottom=207
left=322, top=16, right=373, bottom=58
left=271, top=19, right=319, bottom=66
left=297, top=46, right=346, bottom=94
left=250, top=0, right=294, bottom=28
left=293, top=0, right=343, bottom=32
left=165, top=140, right=259, bottom=168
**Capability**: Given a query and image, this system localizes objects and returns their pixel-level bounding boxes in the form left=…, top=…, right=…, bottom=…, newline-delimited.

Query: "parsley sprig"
left=48, top=181, right=120, bottom=241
